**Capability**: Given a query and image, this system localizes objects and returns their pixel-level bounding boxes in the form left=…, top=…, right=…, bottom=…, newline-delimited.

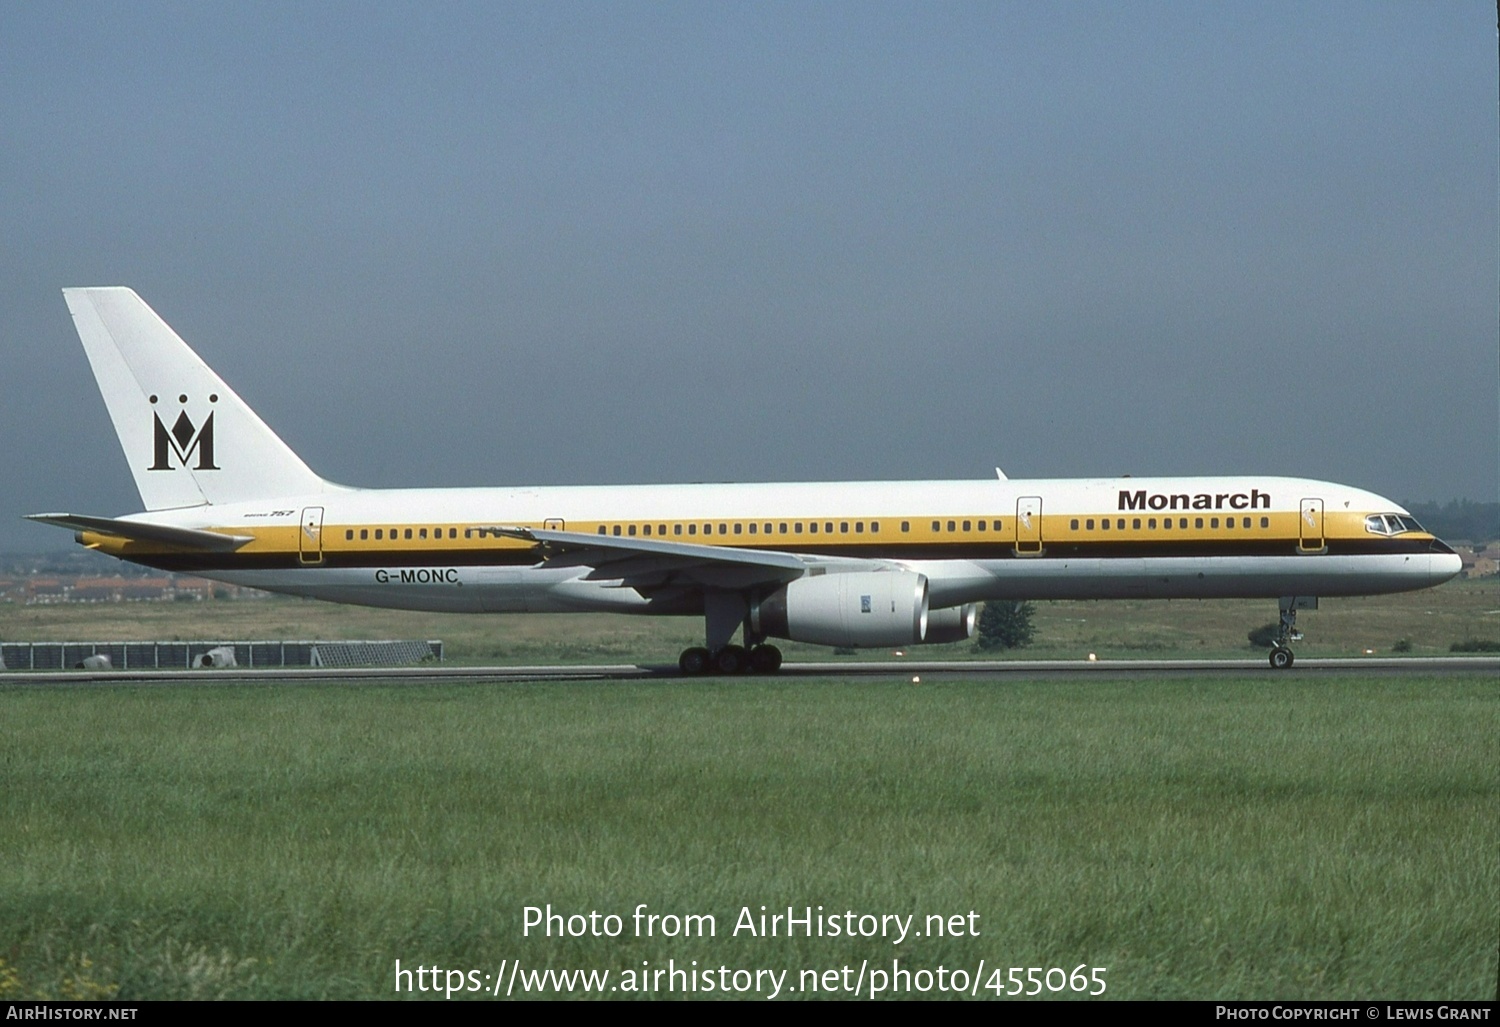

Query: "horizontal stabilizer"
left=25, top=513, right=252, bottom=551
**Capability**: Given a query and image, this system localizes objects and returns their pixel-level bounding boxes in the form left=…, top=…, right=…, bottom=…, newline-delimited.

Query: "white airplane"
left=29, top=288, right=1462, bottom=672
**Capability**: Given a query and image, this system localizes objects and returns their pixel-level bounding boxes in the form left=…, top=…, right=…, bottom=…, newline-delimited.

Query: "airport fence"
left=0, top=639, right=443, bottom=671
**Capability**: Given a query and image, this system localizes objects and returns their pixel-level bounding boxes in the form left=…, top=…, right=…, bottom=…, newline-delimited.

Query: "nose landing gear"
left=1268, top=596, right=1315, bottom=670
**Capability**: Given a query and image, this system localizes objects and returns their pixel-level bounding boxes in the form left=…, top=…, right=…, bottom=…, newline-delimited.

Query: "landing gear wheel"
left=749, top=644, right=783, bottom=674
left=713, top=645, right=749, bottom=675
left=1269, top=646, right=1294, bottom=670
left=679, top=647, right=711, bottom=675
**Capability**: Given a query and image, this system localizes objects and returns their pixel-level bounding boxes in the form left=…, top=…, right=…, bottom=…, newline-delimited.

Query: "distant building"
left=1456, top=545, right=1498, bottom=579
left=26, top=578, right=68, bottom=603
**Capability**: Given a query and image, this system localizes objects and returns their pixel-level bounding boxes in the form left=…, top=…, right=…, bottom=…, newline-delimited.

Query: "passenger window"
left=794, top=523, right=803, bottom=534
left=734, top=523, right=742, bottom=534
left=871, top=522, right=880, bottom=533
left=405, top=528, right=413, bottom=539
left=1101, top=519, right=1110, bottom=530
left=947, top=520, right=956, bottom=532
left=345, top=529, right=353, bottom=540
left=419, top=528, right=427, bottom=539
left=932, top=521, right=940, bottom=532
left=825, top=522, right=834, bottom=533
left=1195, top=518, right=1203, bottom=529
left=1163, top=519, right=1171, bottom=530
left=612, top=525, right=621, bottom=536
left=628, top=525, right=637, bottom=536
left=901, top=521, right=910, bottom=532
left=688, top=525, right=696, bottom=535
left=977, top=520, right=986, bottom=532
left=598, top=526, right=607, bottom=535
left=1117, top=519, right=1125, bottom=530
left=1261, top=517, right=1269, bottom=529
left=962, top=520, right=971, bottom=532
left=674, top=524, right=683, bottom=535
left=1148, top=518, right=1157, bottom=529
left=748, top=523, right=757, bottom=534
left=1225, top=518, right=1234, bottom=530
left=856, top=522, right=864, bottom=533
left=764, top=523, right=773, bottom=534
left=841, top=522, right=850, bottom=533
left=719, top=523, right=727, bottom=534
left=1210, top=518, right=1219, bottom=529
left=376, top=529, right=383, bottom=540
left=360, top=529, right=368, bottom=540
left=659, top=524, right=667, bottom=535
left=992, top=520, right=1002, bottom=531
left=1086, top=519, right=1095, bottom=530
left=779, top=523, right=787, bottom=534
left=642, top=524, right=651, bottom=536
left=809, top=522, right=818, bottom=534
left=1132, top=518, right=1140, bottom=529
left=1071, top=519, right=1079, bottom=530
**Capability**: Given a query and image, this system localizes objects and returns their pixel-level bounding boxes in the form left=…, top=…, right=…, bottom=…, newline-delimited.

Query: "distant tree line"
left=1399, top=500, right=1500, bottom=544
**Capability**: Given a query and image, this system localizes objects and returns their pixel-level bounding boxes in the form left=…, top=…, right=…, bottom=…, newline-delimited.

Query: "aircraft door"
left=1298, top=498, right=1325, bottom=552
left=1015, top=496, right=1043, bottom=555
left=299, top=506, right=325, bottom=565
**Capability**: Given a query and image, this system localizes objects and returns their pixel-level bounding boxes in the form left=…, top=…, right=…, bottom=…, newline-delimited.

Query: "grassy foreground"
left=0, top=674, right=1495, bottom=1000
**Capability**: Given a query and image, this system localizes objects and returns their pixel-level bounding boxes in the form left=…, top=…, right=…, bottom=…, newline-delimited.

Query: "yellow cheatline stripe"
left=82, top=510, right=1421, bottom=556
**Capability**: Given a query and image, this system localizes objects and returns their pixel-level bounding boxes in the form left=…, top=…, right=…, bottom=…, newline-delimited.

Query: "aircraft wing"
left=490, top=525, right=812, bottom=590
left=25, top=513, right=253, bottom=552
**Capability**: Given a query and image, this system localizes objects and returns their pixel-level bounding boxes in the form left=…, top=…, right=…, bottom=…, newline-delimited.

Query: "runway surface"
left=2, top=656, right=1496, bottom=685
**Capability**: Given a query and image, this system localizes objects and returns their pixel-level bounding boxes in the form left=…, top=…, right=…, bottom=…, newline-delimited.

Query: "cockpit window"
left=1365, top=513, right=1426, bottom=536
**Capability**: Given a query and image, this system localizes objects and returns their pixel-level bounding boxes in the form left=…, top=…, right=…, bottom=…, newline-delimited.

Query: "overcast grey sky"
left=2, top=2, right=1495, bottom=551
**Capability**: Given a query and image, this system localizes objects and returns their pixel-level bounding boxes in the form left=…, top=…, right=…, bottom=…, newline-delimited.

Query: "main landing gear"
left=1268, top=596, right=1315, bottom=670
left=677, top=589, right=784, bottom=676
left=677, top=643, right=783, bottom=676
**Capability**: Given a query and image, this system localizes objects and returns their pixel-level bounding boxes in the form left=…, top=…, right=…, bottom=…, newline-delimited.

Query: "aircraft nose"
left=1431, top=551, right=1463, bottom=585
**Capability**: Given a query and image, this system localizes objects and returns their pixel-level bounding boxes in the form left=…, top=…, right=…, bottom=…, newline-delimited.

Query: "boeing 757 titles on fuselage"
left=28, top=289, right=1462, bottom=672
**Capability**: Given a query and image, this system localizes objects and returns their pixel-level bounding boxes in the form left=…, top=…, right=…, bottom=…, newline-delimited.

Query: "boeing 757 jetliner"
left=29, top=288, right=1462, bottom=672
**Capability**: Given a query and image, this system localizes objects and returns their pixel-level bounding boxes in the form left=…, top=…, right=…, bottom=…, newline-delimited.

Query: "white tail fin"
left=63, top=287, right=329, bottom=510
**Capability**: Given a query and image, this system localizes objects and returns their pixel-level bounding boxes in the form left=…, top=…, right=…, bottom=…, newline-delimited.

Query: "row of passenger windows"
left=601, top=520, right=885, bottom=537
left=340, top=516, right=1272, bottom=544
left=346, top=527, right=467, bottom=541
left=340, top=520, right=1006, bottom=542
left=1071, top=516, right=1270, bottom=531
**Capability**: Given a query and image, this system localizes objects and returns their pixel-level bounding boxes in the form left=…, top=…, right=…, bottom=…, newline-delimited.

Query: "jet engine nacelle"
left=921, top=603, right=978, bottom=644
left=754, top=571, right=929, bottom=648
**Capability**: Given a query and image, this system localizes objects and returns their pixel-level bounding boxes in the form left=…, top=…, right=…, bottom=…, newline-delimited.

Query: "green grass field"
left=1, top=673, right=1496, bottom=1000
